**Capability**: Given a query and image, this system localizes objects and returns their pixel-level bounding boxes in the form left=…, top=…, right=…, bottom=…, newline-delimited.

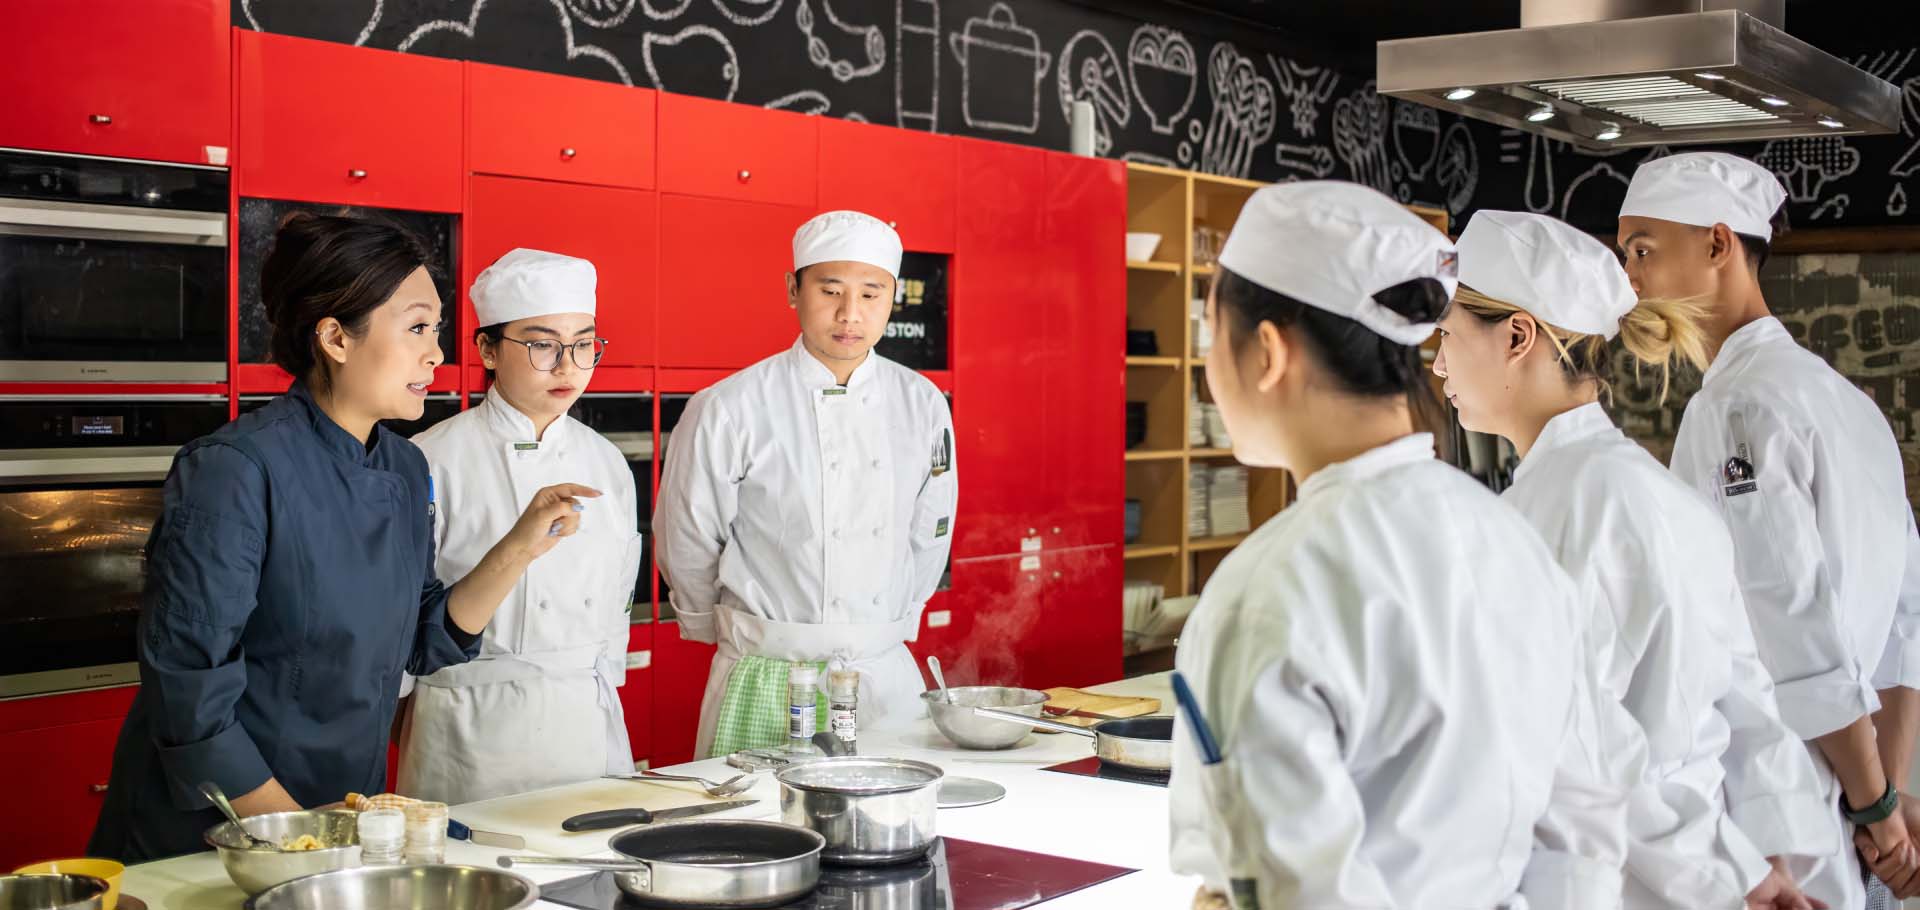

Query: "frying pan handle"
left=971, top=706, right=1096, bottom=738
left=498, top=855, right=655, bottom=889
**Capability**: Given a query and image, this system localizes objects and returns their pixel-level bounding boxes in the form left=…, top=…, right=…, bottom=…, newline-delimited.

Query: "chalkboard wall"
left=234, top=0, right=1920, bottom=234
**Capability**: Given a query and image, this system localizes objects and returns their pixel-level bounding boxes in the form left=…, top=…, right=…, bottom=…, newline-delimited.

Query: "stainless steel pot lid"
left=936, top=777, right=1006, bottom=809
left=775, top=757, right=944, bottom=795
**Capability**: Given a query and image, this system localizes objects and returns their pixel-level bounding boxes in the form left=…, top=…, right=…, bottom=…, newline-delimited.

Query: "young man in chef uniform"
left=1619, top=152, right=1920, bottom=906
left=397, top=248, right=644, bottom=804
left=655, top=211, right=957, bottom=757
left=1170, top=181, right=1636, bottom=909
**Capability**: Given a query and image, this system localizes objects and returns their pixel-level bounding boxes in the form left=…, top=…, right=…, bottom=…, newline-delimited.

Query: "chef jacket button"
left=870, top=459, right=882, bottom=469
left=584, top=597, right=593, bottom=607
left=540, top=600, right=550, bottom=610
left=871, top=527, right=882, bottom=538
left=831, top=529, right=842, bottom=540
left=872, top=596, right=881, bottom=606
left=833, top=598, right=844, bottom=608
left=862, top=395, right=872, bottom=404
left=830, top=461, right=840, bottom=471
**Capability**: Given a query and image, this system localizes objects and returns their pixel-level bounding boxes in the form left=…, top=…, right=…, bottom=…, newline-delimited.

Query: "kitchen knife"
left=560, top=798, right=759, bottom=832
left=447, top=818, right=526, bottom=850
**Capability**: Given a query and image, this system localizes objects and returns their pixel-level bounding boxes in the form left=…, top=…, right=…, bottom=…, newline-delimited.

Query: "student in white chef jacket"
left=1436, top=210, right=1833, bottom=910
left=654, top=211, right=955, bottom=758
left=395, top=249, right=643, bottom=804
left=1619, top=152, right=1920, bottom=906
left=1169, top=181, right=1638, bottom=910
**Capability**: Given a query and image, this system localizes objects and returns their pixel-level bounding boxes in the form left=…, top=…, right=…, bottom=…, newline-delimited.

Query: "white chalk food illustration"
left=400, top=0, right=631, bottom=86
left=1890, top=75, right=1920, bottom=179
left=712, top=0, right=782, bottom=27
left=1391, top=102, right=1439, bottom=181
left=1267, top=55, right=1338, bottom=137
left=1332, top=82, right=1394, bottom=195
left=568, top=0, right=638, bottom=28
left=1755, top=136, right=1861, bottom=203
left=796, top=0, right=884, bottom=83
left=1890, top=183, right=1909, bottom=217
left=1435, top=121, right=1479, bottom=216
left=639, top=0, right=693, bottom=20
left=1200, top=43, right=1276, bottom=179
left=1275, top=142, right=1337, bottom=179
left=243, top=0, right=382, bottom=46
left=894, top=0, right=938, bottom=131
left=1058, top=30, right=1132, bottom=157
left=1129, top=25, right=1197, bottom=136
left=1810, top=193, right=1850, bottom=220
left=1524, top=133, right=1555, bottom=213
left=948, top=3, right=1053, bottom=135
left=766, top=89, right=832, bottom=115
left=643, top=24, right=740, bottom=100
left=1560, top=161, right=1630, bottom=223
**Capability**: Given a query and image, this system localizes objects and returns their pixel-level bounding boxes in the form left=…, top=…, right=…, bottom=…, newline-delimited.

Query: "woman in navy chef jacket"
left=88, top=213, right=598, bottom=863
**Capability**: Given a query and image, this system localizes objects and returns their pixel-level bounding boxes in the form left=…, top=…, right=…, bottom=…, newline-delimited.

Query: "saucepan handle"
left=971, top=706, right=1097, bottom=738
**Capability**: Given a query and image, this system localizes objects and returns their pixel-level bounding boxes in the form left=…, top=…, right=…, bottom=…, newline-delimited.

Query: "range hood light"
left=1694, top=71, right=1726, bottom=81
left=1760, top=96, right=1789, bottom=107
left=1818, top=116, right=1844, bottom=128
left=1595, top=122, right=1623, bottom=141
left=1444, top=87, right=1478, bottom=101
left=1526, top=103, right=1556, bottom=122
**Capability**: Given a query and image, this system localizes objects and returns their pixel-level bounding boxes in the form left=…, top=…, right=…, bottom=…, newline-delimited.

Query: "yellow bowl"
left=12, top=858, right=123, bottom=910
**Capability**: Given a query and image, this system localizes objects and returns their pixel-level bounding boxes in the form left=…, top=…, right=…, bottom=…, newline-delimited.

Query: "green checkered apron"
left=707, top=655, right=831, bottom=757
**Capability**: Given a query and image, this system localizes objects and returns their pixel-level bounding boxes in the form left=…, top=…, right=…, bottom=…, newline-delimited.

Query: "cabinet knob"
left=90, top=783, right=108, bottom=794
left=1052, top=571, right=1062, bottom=580
left=1052, top=527, right=1061, bottom=534
left=89, top=114, right=113, bottom=125
left=347, top=169, right=368, bottom=179
left=737, top=169, right=752, bottom=183
left=1027, top=528, right=1036, bottom=535
left=561, top=147, right=577, bottom=160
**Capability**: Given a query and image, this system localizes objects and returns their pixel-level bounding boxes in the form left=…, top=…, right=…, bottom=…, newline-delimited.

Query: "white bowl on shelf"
left=1125, top=232, right=1162, bottom=261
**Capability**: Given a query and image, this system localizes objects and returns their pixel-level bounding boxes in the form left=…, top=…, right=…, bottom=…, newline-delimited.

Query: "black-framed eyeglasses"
left=496, top=336, right=608, bottom=371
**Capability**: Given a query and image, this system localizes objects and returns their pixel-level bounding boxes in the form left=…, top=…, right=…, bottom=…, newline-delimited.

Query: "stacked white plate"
left=1208, top=465, right=1251, bottom=536
left=1188, top=396, right=1210, bottom=447
left=1122, top=580, right=1166, bottom=653
left=1205, top=406, right=1232, bottom=450
left=1188, top=467, right=1212, bottom=537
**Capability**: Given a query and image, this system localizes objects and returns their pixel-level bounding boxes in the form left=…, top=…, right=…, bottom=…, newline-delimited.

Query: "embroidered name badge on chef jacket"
left=514, top=442, right=539, bottom=451
left=930, top=429, right=952, bottom=477
left=822, top=387, right=848, bottom=397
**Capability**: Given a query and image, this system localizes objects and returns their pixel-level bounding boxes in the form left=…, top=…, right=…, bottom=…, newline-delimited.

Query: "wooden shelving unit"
left=1121, top=161, right=1450, bottom=614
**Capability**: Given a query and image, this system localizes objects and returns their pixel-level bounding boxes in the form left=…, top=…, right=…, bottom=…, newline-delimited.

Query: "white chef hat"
left=1619, top=151, right=1787, bottom=240
left=792, top=210, right=903, bottom=278
left=470, top=248, right=597, bottom=326
left=1217, top=181, right=1457, bottom=346
left=1457, top=210, right=1637, bottom=340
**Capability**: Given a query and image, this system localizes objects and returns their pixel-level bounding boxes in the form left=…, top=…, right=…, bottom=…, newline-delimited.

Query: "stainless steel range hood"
left=1377, top=0, right=1900, bottom=149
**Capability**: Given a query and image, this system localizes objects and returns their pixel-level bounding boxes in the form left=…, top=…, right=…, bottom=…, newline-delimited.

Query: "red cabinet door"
left=950, top=139, right=1048, bottom=560
left=469, top=63, right=656, bottom=190
left=0, top=0, right=229, bottom=165
left=237, top=31, right=462, bottom=211
left=944, top=555, right=1044, bottom=689
left=1034, top=544, right=1123, bottom=688
left=817, top=118, right=955, bottom=254
left=618, top=622, right=654, bottom=765
left=657, top=94, right=817, bottom=208
left=656, top=195, right=811, bottom=369
left=650, top=625, right=716, bottom=766
left=903, top=588, right=960, bottom=691
left=1042, top=153, right=1127, bottom=550
left=467, top=176, right=658, bottom=368
left=0, top=717, right=125, bottom=870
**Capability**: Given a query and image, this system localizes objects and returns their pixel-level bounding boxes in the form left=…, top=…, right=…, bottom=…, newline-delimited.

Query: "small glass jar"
left=357, top=808, right=406, bottom=866
left=788, top=664, right=820, bottom=753
left=402, top=801, right=448, bottom=864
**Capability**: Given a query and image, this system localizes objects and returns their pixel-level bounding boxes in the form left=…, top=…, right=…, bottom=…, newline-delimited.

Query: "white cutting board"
left=452, top=778, right=750, bottom=856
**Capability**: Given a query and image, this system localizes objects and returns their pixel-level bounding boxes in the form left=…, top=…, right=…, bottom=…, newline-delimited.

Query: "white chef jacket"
left=395, top=391, right=643, bottom=804
left=1671, top=315, right=1920, bottom=910
left=1169, top=434, right=1636, bottom=909
left=654, top=337, right=956, bottom=756
left=1507, top=402, right=1835, bottom=908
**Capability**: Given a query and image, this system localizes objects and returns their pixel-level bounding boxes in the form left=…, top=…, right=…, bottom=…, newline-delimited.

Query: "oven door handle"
left=0, top=199, right=226, bottom=247
left=0, top=452, right=177, bottom=485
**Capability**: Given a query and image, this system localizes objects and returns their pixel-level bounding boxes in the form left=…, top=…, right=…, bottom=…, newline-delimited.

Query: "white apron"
left=397, top=392, right=643, bottom=804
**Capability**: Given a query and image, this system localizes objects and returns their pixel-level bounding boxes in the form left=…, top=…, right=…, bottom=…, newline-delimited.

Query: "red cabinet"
left=657, top=94, right=817, bottom=208
left=649, top=625, right=716, bottom=767
left=656, top=195, right=811, bottom=369
left=1032, top=545, right=1123, bottom=687
left=944, top=555, right=1044, bottom=688
left=469, top=63, right=656, bottom=190
left=467, top=176, right=658, bottom=367
left=817, top=119, right=955, bottom=253
left=0, top=717, right=124, bottom=870
left=951, top=139, right=1049, bottom=560
left=1041, top=153, right=1127, bottom=550
left=0, top=0, right=229, bottom=165
left=237, top=31, right=462, bottom=211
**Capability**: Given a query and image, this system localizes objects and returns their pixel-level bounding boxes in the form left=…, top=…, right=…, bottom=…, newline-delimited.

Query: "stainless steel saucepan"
left=971, top=707, right=1174, bottom=774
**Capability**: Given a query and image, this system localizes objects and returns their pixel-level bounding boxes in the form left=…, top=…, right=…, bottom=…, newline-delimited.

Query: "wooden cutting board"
left=450, top=778, right=760, bottom=856
left=1042, top=688, right=1162, bottom=727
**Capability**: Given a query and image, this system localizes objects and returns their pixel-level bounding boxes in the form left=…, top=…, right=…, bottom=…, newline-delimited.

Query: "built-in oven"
left=0, top=148, right=229, bottom=382
left=0, top=396, right=228, bottom=698
left=567, top=394, right=655, bottom=620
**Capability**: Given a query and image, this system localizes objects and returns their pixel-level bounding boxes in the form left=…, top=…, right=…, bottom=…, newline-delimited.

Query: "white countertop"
left=119, top=673, right=1200, bottom=909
